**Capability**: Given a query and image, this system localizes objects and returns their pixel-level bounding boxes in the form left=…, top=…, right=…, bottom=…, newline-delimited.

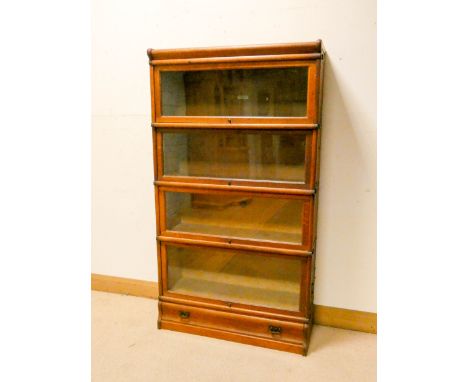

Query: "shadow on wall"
left=315, top=55, right=376, bottom=310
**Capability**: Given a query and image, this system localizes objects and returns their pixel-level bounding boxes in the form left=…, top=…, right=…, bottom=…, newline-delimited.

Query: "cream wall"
left=92, top=0, right=376, bottom=312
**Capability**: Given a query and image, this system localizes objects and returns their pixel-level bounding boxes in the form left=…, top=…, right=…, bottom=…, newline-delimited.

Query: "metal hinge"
left=312, top=181, right=319, bottom=195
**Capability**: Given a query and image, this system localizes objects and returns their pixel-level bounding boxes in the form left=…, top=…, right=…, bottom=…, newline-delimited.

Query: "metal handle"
left=269, top=325, right=282, bottom=335
left=179, top=311, right=190, bottom=319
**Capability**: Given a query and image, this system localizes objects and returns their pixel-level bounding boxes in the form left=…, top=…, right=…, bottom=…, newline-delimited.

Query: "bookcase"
left=147, top=41, right=324, bottom=355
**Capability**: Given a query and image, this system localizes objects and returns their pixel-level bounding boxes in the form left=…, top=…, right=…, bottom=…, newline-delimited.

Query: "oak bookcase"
left=147, top=41, right=324, bottom=355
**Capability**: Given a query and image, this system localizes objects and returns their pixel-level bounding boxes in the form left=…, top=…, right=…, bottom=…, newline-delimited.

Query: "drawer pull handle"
left=269, top=325, right=282, bottom=335
left=179, top=311, right=190, bottom=319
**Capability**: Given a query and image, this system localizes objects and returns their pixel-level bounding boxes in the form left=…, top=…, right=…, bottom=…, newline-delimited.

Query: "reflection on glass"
left=163, top=130, right=307, bottom=182
left=166, top=245, right=302, bottom=311
left=160, top=67, right=308, bottom=117
left=165, top=191, right=304, bottom=244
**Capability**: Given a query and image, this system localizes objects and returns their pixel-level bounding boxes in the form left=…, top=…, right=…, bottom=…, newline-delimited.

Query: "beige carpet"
left=92, top=291, right=376, bottom=382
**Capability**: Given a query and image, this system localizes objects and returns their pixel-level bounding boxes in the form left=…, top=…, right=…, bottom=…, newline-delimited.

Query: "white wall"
left=92, top=0, right=376, bottom=312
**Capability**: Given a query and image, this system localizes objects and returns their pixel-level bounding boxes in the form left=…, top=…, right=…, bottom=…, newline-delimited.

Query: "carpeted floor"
left=92, top=291, right=376, bottom=382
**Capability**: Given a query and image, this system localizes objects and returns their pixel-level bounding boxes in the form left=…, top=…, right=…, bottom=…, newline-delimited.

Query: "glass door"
left=154, top=62, right=318, bottom=125
left=160, top=67, right=308, bottom=117
left=160, top=129, right=310, bottom=185
left=160, top=188, right=312, bottom=249
left=163, top=243, right=305, bottom=312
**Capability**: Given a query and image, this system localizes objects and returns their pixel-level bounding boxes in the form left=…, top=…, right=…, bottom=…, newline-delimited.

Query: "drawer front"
left=161, top=301, right=304, bottom=345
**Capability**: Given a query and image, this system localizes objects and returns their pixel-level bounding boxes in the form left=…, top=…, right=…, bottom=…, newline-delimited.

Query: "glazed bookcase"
left=147, top=41, right=324, bottom=355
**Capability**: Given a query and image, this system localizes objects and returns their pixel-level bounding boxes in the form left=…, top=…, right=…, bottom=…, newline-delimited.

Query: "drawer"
left=160, top=301, right=305, bottom=345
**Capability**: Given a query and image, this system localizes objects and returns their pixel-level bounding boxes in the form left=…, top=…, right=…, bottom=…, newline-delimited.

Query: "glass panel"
left=166, top=245, right=302, bottom=311
left=160, top=67, right=308, bottom=117
left=163, top=130, right=307, bottom=182
left=165, top=191, right=304, bottom=244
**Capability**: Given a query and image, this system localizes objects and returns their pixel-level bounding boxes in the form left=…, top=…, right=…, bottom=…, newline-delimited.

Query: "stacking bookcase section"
left=154, top=128, right=319, bottom=190
left=148, top=41, right=324, bottom=355
left=161, top=243, right=308, bottom=313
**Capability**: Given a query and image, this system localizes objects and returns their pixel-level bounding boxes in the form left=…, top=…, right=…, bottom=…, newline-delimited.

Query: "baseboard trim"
left=91, top=273, right=376, bottom=334
left=91, top=273, right=158, bottom=299
left=314, top=305, right=376, bottom=333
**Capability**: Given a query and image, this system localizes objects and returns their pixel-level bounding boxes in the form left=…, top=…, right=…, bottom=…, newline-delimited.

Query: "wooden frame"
left=155, top=128, right=319, bottom=191
left=157, top=185, right=314, bottom=252
left=151, top=61, right=318, bottom=126
left=148, top=41, right=324, bottom=355
left=159, top=241, right=310, bottom=315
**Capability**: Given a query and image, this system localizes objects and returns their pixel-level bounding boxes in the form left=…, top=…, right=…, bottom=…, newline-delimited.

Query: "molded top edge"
left=147, top=40, right=322, bottom=60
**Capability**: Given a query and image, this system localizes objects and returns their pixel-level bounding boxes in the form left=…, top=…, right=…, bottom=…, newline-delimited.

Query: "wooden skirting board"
left=91, top=273, right=376, bottom=334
